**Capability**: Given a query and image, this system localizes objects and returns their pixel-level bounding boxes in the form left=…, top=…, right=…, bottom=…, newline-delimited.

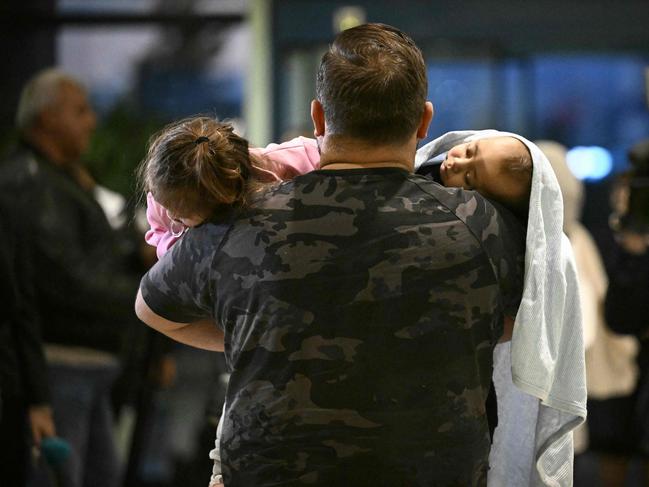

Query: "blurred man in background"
left=0, top=192, right=55, bottom=486
left=0, top=68, right=141, bottom=487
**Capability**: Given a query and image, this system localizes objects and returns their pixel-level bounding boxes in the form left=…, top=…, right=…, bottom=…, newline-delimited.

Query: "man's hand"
left=28, top=404, right=56, bottom=446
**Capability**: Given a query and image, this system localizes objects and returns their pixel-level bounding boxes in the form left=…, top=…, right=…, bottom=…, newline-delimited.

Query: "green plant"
left=86, top=103, right=166, bottom=198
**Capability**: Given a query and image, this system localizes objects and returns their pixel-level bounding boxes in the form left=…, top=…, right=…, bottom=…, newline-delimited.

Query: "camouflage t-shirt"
left=141, top=167, right=525, bottom=486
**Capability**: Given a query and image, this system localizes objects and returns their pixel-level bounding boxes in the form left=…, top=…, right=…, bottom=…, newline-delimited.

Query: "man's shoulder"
left=0, top=146, right=39, bottom=185
left=171, top=219, right=234, bottom=259
left=408, top=175, right=498, bottom=222
left=0, top=148, right=53, bottom=216
left=412, top=175, right=525, bottom=252
left=188, top=218, right=233, bottom=242
left=248, top=170, right=490, bottom=221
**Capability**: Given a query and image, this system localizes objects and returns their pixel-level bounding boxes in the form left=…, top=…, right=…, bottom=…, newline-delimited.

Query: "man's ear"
left=416, top=101, right=434, bottom=139
left=311, top=99, right=325, bottom=137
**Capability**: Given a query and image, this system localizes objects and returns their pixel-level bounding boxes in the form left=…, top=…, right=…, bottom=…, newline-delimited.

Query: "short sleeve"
left=408, top=183, right=525, bottom=319
left=139, top=223, right=230, bottom=323
left=449, top=191, right=525, bottom=317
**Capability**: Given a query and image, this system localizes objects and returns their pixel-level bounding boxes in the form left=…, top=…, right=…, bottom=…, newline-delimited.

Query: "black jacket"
left=0, top=193, right=49, bottom=405
left=0, top=143, right=140, bottom=355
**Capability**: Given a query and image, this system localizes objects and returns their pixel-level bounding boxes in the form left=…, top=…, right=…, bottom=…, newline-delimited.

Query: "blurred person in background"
left=537, top=140, right=640, bottom=487
left=0, top=192, right=55, bottom=486
left=0, top=68, right=142, bottom=487
left=600, top=139, right=649, bottom=485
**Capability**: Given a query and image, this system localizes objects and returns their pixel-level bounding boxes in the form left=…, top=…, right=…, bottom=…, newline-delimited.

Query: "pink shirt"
left=145, top=136, right=320, bottom=258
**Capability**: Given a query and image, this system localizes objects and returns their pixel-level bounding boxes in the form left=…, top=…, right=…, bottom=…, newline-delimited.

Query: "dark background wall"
left=269, top=0, right=649, bottom=147
left=271, top=0, right=649, bottom=51
left=0, top=1, right=56, bottom=140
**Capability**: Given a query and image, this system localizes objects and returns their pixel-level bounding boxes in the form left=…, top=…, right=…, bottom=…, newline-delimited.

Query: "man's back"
left=142, top=167, right=525, bottom=485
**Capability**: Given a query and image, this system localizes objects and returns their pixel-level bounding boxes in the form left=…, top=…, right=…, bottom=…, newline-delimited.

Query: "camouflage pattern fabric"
left=141, top=167, right=525, bottom=486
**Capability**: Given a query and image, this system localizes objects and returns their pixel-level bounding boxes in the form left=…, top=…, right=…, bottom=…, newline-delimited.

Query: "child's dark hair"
left=138, top=116, right=255, bottom=220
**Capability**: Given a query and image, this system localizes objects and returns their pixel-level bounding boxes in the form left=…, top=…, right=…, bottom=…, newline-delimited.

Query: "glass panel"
left=57, top=24, right=247, bottom=118
left=426, top=59, right=498, bottom=141
left=58, top=0, right=248, bottom=14
left=422, top=53, right=649, bottom=173
left=56, top=23, right=248, bottom=194
left=531, top=55, right=649, bottom=171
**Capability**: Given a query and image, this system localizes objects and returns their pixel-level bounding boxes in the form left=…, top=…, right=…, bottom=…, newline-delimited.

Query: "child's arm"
left=252, top=137, right=320, bottom=178
left=145, top=192, right=185, bottom=259
left=499, top=315, right=515, bottom=343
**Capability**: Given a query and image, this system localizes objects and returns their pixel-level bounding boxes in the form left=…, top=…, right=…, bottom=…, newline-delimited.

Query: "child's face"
left=440, top=136, right=529, bottom=206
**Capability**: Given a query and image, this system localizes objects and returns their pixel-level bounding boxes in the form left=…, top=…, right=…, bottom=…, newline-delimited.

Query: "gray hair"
left=15, top=68, right=82, bottom=132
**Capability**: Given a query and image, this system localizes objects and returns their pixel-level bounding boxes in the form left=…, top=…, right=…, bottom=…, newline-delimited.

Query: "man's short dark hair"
left=316, top=23, right=428, bottom=145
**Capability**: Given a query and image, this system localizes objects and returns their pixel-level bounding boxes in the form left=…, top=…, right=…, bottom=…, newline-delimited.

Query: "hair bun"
left=194, top=136, right=210, bottom=145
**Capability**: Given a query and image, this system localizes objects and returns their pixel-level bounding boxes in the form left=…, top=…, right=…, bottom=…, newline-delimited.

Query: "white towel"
left=416, top=130, right=586, bottom=487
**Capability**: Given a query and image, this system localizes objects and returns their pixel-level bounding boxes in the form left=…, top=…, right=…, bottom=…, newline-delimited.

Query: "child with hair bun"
left=139, top=116, right=320, bottom=259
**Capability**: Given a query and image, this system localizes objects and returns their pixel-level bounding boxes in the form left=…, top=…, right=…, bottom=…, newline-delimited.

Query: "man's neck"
left=24, top=131, right=69, bottom=167
left=318, top=135, right=417, bottom=173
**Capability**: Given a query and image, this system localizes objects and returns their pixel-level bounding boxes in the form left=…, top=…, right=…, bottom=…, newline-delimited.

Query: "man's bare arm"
left=135, top=289, right=224, bottom=352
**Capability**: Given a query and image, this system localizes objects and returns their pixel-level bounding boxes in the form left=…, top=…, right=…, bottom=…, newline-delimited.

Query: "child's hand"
left=498, top=315, right=515, bottom=343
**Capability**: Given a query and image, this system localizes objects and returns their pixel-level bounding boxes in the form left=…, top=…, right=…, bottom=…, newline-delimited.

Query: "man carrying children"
left=136, top=23, right=525, bottom=486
